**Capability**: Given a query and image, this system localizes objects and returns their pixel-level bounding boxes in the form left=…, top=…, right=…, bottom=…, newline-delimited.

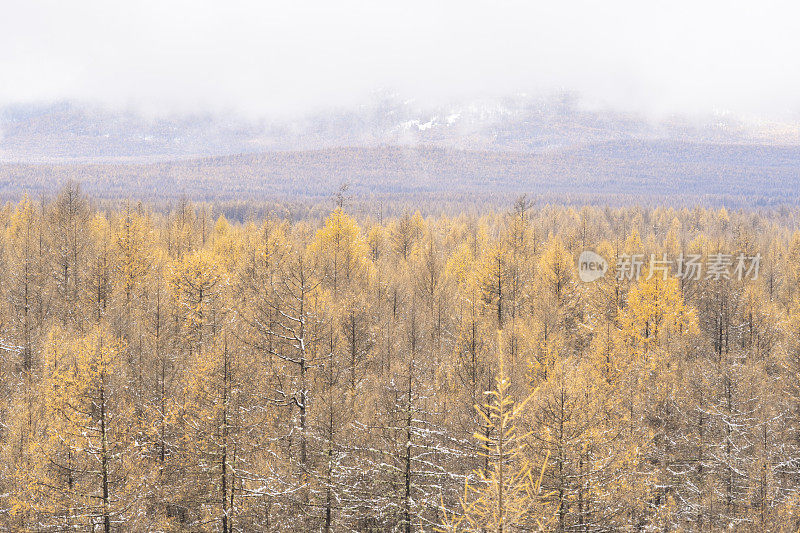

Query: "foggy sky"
left=1, top=0, right=799, bottom=119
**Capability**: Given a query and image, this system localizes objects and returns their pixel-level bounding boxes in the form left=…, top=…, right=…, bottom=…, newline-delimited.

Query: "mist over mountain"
left=2, top=95, right=799, bottom=209
left=3, top=95, right=799, bottom=162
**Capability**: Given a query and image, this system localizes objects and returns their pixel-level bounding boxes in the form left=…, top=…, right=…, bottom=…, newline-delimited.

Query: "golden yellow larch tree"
left=441, top=332, right=552, bottom=533
left=4, top=194, right=41, bottom=370
left=48, top=181, right=91, bottom=326
left=480, top=242, right=509, bottom=330
left=88, top=213, right=113, bottom=324
left=311, top=207, right=371, bottom=298
left=618, top=272, right=699, bottom=528
left=390, top=211, right=425, bottom=262
left=113, top=204, right=152, bottom=311
left=169, top=247, right=226, bottom=351
left=529, top=236, right=584, bottom=382
left=17, top=325, right=133, bottom=532
left=620, top=274, right=697, bottom=361
left=178, top=333, right=243, bottom=533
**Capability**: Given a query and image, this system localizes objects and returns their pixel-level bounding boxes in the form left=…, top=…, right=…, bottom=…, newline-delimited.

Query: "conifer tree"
left=442, top=331, right=551, bottom=533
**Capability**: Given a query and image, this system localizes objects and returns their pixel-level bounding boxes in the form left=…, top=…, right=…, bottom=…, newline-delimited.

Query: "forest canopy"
left=1, top=184, right=800, bottom=531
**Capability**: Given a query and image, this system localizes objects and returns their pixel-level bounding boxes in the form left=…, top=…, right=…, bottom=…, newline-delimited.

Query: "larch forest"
left=0, top=183, right=799, bottom=532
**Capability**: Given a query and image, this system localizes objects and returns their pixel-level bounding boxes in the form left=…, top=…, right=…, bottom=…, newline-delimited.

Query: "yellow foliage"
left=620, top=274, right=697, bottom=358
left=441, top=332, right=552, bottom=532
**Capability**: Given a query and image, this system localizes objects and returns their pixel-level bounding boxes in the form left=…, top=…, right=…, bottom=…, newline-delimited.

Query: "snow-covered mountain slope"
left=2, top=96, right=798, bottom=162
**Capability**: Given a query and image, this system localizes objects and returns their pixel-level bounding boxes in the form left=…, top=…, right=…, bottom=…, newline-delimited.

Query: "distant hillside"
left=3, top=97, right=799, bottom=163
left=1, top=141, right=799, bottom=210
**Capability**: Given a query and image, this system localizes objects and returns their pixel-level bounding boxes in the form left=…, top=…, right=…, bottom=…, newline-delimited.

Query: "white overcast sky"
left=1, top=0, right=799, bottom=119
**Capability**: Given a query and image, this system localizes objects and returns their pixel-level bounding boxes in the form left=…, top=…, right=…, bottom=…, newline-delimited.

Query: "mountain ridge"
left=3, top=97, right=799, bottom=163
